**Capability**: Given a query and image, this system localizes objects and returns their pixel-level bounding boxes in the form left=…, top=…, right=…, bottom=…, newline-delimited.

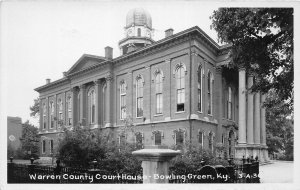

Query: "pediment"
left=67, top=54, right=107, bottom=75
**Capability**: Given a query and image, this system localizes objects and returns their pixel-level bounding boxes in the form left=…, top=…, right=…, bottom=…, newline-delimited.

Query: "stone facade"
left=35, top=9, right=268, bottom=162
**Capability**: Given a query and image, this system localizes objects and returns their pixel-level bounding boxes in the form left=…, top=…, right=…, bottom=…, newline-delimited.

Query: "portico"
left=235, top=66, right=269, bottom=162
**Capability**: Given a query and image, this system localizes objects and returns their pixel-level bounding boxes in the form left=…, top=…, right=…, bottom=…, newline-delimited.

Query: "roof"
left=35, top=26, right=230, bottom=93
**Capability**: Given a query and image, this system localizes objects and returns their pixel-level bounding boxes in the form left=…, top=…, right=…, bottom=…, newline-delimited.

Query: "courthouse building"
left=35, top=8, right=268, bottom=162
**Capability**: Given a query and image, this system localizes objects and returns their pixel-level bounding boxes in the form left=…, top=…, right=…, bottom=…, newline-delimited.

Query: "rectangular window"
left=198, top=132, right=203, bottom=145
left=135, top=133, right=143, bottom=149
left=175, top=131, right=184, bottom=145
left=155, top=132, right=162, bottom=145
left=42, top=140, right=46, bottom=154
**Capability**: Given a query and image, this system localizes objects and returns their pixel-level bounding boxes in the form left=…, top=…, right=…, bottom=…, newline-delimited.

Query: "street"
left=260, top=160, right=293, bottom=183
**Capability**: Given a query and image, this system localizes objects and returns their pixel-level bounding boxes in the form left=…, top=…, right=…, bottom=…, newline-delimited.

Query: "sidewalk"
left=260, top=160, right=293, bottom=183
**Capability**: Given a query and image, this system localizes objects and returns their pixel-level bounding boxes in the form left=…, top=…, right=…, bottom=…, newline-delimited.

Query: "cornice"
left=34, top=78, right=70, bottom=92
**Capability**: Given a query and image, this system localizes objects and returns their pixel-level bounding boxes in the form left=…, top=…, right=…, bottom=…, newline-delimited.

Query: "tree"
left=30, top=97, right=40, bottom=118
left=19, top=121, right=40, bottom=159
left=211, top=8, right=293, bottom=109
left=265, top=90, right=293, bottom=160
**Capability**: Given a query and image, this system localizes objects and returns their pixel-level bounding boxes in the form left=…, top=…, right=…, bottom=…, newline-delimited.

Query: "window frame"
left=88, top=88, right=96, bottom=124
left=175, top=64, right=186, bottom=112
left=57, top=99, right=63, bottom=125
left=43, top=103, right=47, bottom=129
left=154, top=131, right=162, bottom=145
left=42, top=139, right=46, bottom=154
left=175, top=130, right=184, bottom=145
left=67, top=96, right=72, bottom=125
left=207, top=71, right=213, bottom=115
left=136, top=75, right=144, bottom=118
left=49, top=101, right=54, bottom=129
left=155, top=71, right=163, bottom=114
left=50, top=139, right=54, bottom=154
left=120, top=81, right=127, bottom=120
left=197, top=65, right=203, bottom=113
left=198, top=131, right=203, bottom=148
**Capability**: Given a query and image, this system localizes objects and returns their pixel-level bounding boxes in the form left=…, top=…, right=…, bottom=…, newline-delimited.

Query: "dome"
left=126, top=8, right=152, bottom=28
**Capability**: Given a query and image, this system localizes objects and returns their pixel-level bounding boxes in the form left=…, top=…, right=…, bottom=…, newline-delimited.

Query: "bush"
left=57, top=125, right=142, bottom=176
left=169, top=143, right=229, bottom=175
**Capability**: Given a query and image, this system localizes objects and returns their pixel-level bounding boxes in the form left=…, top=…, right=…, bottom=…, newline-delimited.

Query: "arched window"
left=88, top=88, right=96, bottom=124
left=49, top=101, right=54, bottom=129
left=120, top=81, right=126, bottom=120
left=198, top=131, right=203, bottom=148
left=198, top=65, right=203, bottom=112
left=137, top=28, right=141, bottom=37
left=57, top=99, right=63, bottom=125
left=228, top=87, right=232, bottom=120
left=43, top=103, right=46, bottom=129
left=176, top=65, right=185, bottom=112
left=155, top=72, right=163, bottom=114
left=136, top=75, right=144, bottom=117
left=67, top=96, right=72, bottom=125
left=207, top=71, right=213, bottom=115
left=154, top=131, right=162, bottom=145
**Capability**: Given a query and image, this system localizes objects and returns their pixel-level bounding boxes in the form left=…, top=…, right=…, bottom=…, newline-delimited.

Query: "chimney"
left=165, top=28, right=174, bottom=38
left=46, top=78, right=51, bottom=84
left=105, top=46, right=113, bottom=60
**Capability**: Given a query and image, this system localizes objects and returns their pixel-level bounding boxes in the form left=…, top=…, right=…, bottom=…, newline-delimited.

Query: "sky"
left=1, top=0, right=221, bottom=127
left=0, top=0, right=299, bottom=128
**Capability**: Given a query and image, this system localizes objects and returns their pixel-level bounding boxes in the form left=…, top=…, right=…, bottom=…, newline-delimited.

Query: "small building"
left=35, top=8, right=268, bottom=162
left=7, top=116, right=22, bottom=152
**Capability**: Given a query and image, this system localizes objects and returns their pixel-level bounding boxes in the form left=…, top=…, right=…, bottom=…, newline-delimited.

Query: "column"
left=215, top=67, right=223, bottom=145
left=260, top=94, right=266, bottom=146
left=238, top=67, right=247, bottom=145
left=79, top=84, right=87, bottom=126
left=254, top=92, right=261, bottom=145
left=105, top=74, right=113, bottom=127
left=94, top=79, right=102, bottom=128
left=247, top=74, right=254, bottom=145
left=71, top=87, right=78, bottom=127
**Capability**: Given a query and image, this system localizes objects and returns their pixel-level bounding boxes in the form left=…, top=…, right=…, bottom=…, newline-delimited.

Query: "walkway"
left=260, top=160, right=293, bottom=183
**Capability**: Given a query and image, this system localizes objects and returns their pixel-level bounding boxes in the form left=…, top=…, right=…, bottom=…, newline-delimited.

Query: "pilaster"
left=105, top=73, right=113, bottom=128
